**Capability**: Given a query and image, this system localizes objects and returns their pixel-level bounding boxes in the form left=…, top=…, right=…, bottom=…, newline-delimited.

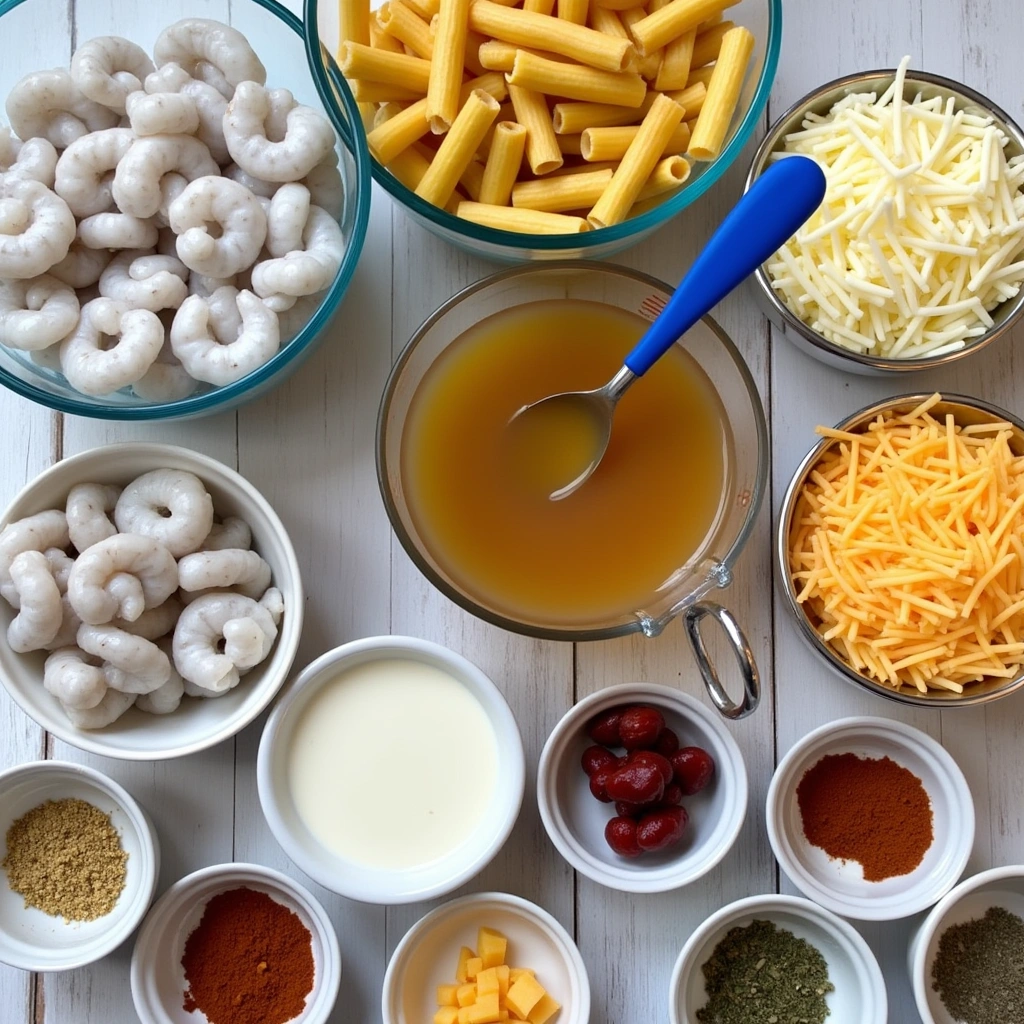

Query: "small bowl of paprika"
left=767, top=716, right=975, bottom=922
left=537, top=683, right=748, bottom=894
left=130, top=862, right=341, bottom=1024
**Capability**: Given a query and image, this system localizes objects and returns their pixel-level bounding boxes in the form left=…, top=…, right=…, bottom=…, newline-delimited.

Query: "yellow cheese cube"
left=467, top=993, right=502, bottom=1023
left=435, top=1009, right=460, bottom=1024
left=509, top=968, right=535, bottom=983
left=497, top=964, right=511, bottom=1000
left=476, top=967, right=500, bottom=997
left=438, top=984, right=460, bottom=1006
left=506, top=975, right=546, bottom=1020
left=456, top=946, right=476, bottom=984
left=478, top=927, right=508, bottom=968
left=527, top=994, right=561, bottom=1024
left=466, top=957, right=485, bottom=980
left=457, top=983, right=478, bottom=1007
left=458, top=1008, right=474, bottom=1024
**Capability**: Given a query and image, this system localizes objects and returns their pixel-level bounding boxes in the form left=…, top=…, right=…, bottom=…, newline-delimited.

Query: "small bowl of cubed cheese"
left=382, top=891, right=589, bottom=1024
left=746, top=57, right=1024, bottom=374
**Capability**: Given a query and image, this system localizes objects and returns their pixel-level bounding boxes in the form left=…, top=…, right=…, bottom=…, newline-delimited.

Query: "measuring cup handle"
left=682, top=602, right=760, bottom=720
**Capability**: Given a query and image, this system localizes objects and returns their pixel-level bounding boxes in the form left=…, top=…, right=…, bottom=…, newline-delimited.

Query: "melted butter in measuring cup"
left=286, top=658, right=499, bottom=871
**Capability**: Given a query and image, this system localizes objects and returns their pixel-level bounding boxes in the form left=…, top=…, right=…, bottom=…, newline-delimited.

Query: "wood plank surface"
left=0, top=0, right=1021, bottom=1022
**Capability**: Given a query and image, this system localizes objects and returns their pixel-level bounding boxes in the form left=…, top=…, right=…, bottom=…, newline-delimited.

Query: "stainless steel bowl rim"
left=746, top=68, right=1024, bottom=372
left=777, top=391, right=1024, bottom=707
left=376, top=260, right=770, bottom=644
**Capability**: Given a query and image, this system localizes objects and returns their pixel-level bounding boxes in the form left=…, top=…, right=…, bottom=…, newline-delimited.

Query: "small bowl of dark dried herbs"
left=669, top=893, right=887, bottom=1024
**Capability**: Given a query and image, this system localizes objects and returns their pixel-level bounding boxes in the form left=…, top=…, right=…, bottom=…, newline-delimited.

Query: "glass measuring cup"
left=377, top=263, right=767, bottom=719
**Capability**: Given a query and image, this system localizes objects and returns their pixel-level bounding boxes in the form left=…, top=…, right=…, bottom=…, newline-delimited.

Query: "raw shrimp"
left=43, top=647, right=107, bottom=709
left=202, top=514, right=251, bottom=551
left=264, top=183, right=310, bottom=257
left=45, top=594, right=83, bottom=650
left=77, top=207, right=159, bottom=250
left=153, top=19, right=266, bottom=89
left=48, top=241, right=110, bottom=289
left=259, top=586, right=284, bottom=625
left=172, top=591, right=277, bottom=692
left=67, top=531, right=178, bottom=624
left=43, top=547, right=74, bottom=592
left=0, top=509, right=69, bottom=607
left=5, top=69, right=119, bottom=149
left=0, top=132, right=58, bottom=188
left=60, top=297, right=163, bottom=395
left=170, top=288, right=280, bottom=385
left=303, top=152, right=344, bottom=221
left=65, top=481, right=120, bottom=552
left=111, top=134, right=218, bottom=219
left=223, top=82, right=335, bottom=183
left=223, top=163, right=277, bottom=199
left=7, top=549, right=63, bottom=652
left=131, top=339, right=197, bottom=402
left=144, top=63, right=229, bottom=165
left=178, top=548, right=271, bottom=599
left=135, top=641, right=184, bottom=713
left=70, top=36, right=155, bottom=115
left=168, top=175, right=267, bottom=278
left=188, top=272, right=234, bottom=299
left=62, top=686, right=135, bottom=729
left=99, top=250, right=188, bottom=311
left=0, top=178, right=76, bottom=280
left=77, top=622, right=170, bottom=693
left=113, top=594, right=182, bottom=640
left=53, top=127, right=135, bottom=217
left=0, top=275, right=79, bottom=350
left=251, top=204, right=344, bottom=308
left=114, top=468, right=214, bottom=558
left=125, top=89, right=199, bottom=137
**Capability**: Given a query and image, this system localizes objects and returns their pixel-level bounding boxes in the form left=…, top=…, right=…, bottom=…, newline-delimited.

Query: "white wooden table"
left=1, top=0, right=1023, bottom=1021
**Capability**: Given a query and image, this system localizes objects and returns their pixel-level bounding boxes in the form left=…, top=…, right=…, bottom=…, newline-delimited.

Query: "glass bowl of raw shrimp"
left=0, top=0, right=371, bottom=419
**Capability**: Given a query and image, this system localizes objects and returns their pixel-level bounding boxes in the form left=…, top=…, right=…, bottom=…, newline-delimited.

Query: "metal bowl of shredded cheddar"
left=746, top=61, right=1024, bottom=375
left=778, top=392, right=1024, bottom=706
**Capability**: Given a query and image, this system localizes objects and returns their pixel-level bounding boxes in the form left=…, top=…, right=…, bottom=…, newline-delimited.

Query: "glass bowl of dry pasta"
left=778, top=392, right=1024, bottom=707
left=305, top=0, right=781, bottom=260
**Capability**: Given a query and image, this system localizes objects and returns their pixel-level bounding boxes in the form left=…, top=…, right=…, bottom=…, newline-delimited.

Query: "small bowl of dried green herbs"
left=0, top=759, right=159, bottom=971
left=669, top=893, right=887, bottom=1024
left=910, top=864, right=1024, bottom=1024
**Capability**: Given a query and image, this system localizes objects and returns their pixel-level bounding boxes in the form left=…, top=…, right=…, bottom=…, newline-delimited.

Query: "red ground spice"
left=182, top=886, right=315, bottom=1024
left=795, top=752, right=934, bottom=882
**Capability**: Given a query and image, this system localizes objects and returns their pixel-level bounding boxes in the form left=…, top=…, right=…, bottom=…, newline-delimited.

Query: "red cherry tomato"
left=605, top=816, right=643, bottom=857
left=627, top=750, right=674, bottom=785
left=588, top=768, right=614, bottom=802
left=618, top=706, right=666, bottom=750
left=671, top=747, right=716, bottom=795
left=587, top=707, right=627, bottom=747
left=659, top=782, right=683, bottom=807
left=605, top=762, right=665, bottom=805
left=636, top=807, right=688, bottom=851
left=655, top=728, right=680, bottom=756
left=581, top=745, right=617, bottom=777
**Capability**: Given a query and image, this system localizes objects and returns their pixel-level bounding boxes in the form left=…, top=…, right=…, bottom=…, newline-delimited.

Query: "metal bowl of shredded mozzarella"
left=777, top=392, right=1024, bottom=707
left=746, top=59, right=1024, bottom=373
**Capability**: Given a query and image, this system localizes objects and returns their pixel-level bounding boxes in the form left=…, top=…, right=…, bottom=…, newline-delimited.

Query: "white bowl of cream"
left=257, top=636, right=525, bottom=904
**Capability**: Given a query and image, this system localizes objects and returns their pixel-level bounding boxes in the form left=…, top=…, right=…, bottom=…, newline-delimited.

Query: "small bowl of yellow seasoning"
left=0, top=759, right=158, bottom=971
left=131, top=862, right=341, bottom=1024
left=779, top=391, right=1024, bottom=705
left=767, top=716, right=974, bottom=921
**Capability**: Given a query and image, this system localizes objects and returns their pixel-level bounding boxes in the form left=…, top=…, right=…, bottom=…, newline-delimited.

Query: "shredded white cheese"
left=768, top=56, right=1024, bottom=359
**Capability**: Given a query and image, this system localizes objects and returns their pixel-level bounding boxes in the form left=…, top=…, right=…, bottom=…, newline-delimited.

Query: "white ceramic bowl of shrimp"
left=0, top=442, right=303, bottom=759
left=0, top=759, right=159, bottom=971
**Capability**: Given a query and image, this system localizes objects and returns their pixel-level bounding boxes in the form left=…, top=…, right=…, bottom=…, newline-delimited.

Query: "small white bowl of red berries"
left=537, top=683, right=748, bottom=893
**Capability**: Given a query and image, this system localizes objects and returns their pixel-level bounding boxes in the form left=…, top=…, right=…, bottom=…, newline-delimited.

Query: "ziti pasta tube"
left=507, top=50, right=647, bottom=107
left=511, top=167, right=613, bottom=211
left=581, top=121, right=690, bottom=161
left=377, top=1, right=435, bottom=59
left=690, top=18, right=735, bottom=68
left=628, top=0, right=739, bottom=59
left=635, top=154, right=691, bottom=201
left=457, top=202, right=592, bottom=233
left=551, top=94, right=657, bottom=133
left=687, top=25, right=753, bottom=160
left=589, top=92, right=684, bottom=227
left=427, top=0, right=472, bottom=132
left=654, top=27, right=694, bottom=91
left=469, top=0, right=636, bottom=72
left=479, top=121, right=528, bottom=205
left=417, top=89, right=501, bottom=205
left=338, top=0, right=371, bottom=46
left=508, top=82, right=563, bottom=174
left=339, top=42, right=431, bottom=92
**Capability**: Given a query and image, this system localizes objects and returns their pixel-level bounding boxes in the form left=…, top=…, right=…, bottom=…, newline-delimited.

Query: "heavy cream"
left=286, top=657, right=499, bottom=871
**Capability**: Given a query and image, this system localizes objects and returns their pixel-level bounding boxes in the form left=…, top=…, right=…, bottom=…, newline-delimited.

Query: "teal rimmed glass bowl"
left=305, top=0, right=782, bottom=261
left=0, top=0, right=370, bottom=420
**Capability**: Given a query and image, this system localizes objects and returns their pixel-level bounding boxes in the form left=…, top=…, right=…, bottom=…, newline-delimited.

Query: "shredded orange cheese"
left=789, top=393, right=1024, bottom=694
